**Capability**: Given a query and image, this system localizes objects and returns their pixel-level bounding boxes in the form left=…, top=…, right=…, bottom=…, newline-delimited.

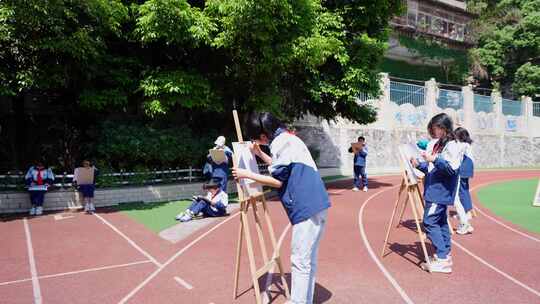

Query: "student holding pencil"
left=411, top=113, right=462, bottom=273
left=232, top=112, right=330, bottom=304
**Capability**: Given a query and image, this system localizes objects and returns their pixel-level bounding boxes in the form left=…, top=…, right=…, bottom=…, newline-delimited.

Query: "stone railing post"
left=425, top=78, right=438, bottom=119
left=492, top=90, right=504, bottom=167
left=462, top=85, right=474, bottom=129
left=522, top=96, right=533, bottom=137
left=492, top=90, right=503, bottom=132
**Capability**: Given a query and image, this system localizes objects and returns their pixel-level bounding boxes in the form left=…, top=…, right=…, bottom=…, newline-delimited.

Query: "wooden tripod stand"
left=231, top=110, right=290, bottom=303
left=381, top=169, right=432, bottom=271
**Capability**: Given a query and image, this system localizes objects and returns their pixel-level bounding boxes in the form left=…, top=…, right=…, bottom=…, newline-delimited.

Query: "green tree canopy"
left=1, top=0, right=402, bottom=124
left=468, top=0, right=540, bottom=97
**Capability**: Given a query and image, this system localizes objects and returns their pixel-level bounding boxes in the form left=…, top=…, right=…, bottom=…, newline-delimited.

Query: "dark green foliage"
left=96, top=121, right=217, bottom=169
left=398, top=36, right=468, bottom=84
left=468, top=0, right=540, bottom=97
left=0, top=0, right=403, bottom=171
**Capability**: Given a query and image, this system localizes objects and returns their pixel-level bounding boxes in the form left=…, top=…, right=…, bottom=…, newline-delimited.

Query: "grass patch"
left=112, top=200, right=192, bottom=233
left=477, top=178, right=540, bottom=234
left=322, top=175, right=347, bottom=182
left=112, top=194, right=240, bottom=233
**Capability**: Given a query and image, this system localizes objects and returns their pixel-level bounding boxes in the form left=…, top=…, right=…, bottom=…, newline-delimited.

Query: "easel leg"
left=396, top=196, right=408, bottom=228
left=414, top=185, right=425, bottom=215
left=241, top=210, right=263, bottom=304
left=252, top=202, right=269, bottom=263
left=408, top=190, right=431, bottom=269
left=261, top=199, right=290, bottom=299
left=382, top=181, right=406, bottom=257
left=233, top=206, right=244, bottom=300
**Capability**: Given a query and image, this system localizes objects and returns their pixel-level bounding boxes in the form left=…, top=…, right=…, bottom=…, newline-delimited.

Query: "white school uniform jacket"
left=268, top=129, right=330, bottom=225
left=417, top=139, right=463, bottom=205
left=206, top=190, right=228, bottom=208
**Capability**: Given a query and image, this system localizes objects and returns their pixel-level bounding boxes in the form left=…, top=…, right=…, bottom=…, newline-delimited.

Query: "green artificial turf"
left=112, top=196, right=240, bottom=233
left=476, top=178, right=540, bottom=234
left=321, top=175, right=347, bottom=182
left=112, top=200, right=192, bottom=233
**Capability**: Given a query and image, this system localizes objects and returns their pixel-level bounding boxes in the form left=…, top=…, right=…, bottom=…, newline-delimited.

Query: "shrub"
left=96, top=121, right=217, bottom=170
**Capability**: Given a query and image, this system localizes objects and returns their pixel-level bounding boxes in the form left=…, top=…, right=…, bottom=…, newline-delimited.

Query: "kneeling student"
left=176, top=179, right=228, bottom=222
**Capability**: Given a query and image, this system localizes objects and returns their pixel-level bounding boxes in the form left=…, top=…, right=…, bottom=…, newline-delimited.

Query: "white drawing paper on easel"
left=209, top=149, right=227, bottom=165
left=232, top=142, right=263, bottom=196
left=398, top=143, right=425, bottom=185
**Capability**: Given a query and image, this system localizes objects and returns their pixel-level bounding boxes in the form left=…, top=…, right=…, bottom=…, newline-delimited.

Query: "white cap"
left=214, top=136, right=226, bottom=147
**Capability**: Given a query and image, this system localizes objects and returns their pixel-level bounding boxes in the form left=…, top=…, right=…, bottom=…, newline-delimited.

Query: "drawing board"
left=209, top=148, right=227, bottom=165
left=232, top=141, right=263, bottom=196
left=74, top=167, right=95, bottom=185
left=398, top=143, right=425, bottom=185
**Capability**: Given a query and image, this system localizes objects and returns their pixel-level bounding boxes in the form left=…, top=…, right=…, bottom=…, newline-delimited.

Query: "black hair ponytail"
left=455, top=127, right=473, bottom=144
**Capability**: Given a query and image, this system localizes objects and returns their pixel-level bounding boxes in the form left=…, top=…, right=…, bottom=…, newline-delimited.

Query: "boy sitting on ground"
left=176, top=179, right=228, bottom=222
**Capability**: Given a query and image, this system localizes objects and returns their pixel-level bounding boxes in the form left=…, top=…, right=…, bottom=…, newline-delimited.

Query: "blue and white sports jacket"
left=25, top=166, right=55, bottom=189
left=354, top=147, right=368, bottom=167
left=269, top=129, right=331, bottom=225
left=416, top=139, right=462, bottom=205
left=459, top=143, right=474, bottom=178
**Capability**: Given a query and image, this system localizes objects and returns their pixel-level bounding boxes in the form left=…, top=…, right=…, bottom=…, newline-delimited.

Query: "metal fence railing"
left=502, top=98, right=522, bottom=116
left=533, top=102, right=540, bottom=117
left=0, top=168, right=204, bottom=191
left=357, top=92, right=375, bottom=102
left=0, top=163, right=270, bottom=192
left=389, top=81, right=426, bottom=107
left=473, top=94, right=493, bottom=113
left=437, top=89, right=463, bottom=110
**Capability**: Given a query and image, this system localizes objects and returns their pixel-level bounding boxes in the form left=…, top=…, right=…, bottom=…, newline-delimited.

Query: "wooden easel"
left=395, top=179, right=454, bottom=235
left=381, top=162, right=432, bottom=271
left=231, top=110, right=290, bottom=303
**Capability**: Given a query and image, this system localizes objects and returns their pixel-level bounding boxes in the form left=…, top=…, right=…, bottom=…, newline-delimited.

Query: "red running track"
left=0, top=170, right=539, bottom=303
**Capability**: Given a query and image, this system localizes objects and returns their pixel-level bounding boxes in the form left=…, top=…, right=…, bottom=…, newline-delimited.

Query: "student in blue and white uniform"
left=25, top=161, right=55, bottom=216
left=454, top=127, right=475, bottom=235
left=348, top=136, right=368, bottom=192
left=208, top=136, right=233, bottom=192
left=233, top=112, right=330, bottom=304
left=176, top=178, right=228, bottom=222
left=73, top=159, right=99, bottom=214
left=411, top=113, right=462, bottom=273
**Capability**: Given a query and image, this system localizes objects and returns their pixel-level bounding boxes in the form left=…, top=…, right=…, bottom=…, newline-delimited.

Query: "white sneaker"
left=421, top=257, right=452, bottom=273
left=179, top=213, right=192, bottom=222
left=84, top=204, right=90, bottom=212
left=176, top=211, right=191, bottom=221
left=29, top=207, right=36, bottom=216
left=363, top=186, right=368, bottom=192
left=35, top=206, right=43, bottom=216
left=89, top=203, right=96, bottom=213
left=433, top=254, right=453, bottom=266
left=456, top=223, right=474, bottom=235
left=352, top=187, right=360, bottom=192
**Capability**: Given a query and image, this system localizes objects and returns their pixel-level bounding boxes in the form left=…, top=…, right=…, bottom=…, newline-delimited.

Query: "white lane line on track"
left=93, top=213, right=162, bottom=267
left=358, top=185, right=415, bottom=304
left=0, top=260, right=152, bottom=287
left=174, top=276, right=193, bottom=290
left=452, top=240, right=540, bottom=297
left=118, top=211, right=241, bottom=304
left=23, top=218, right=42, bottom=304
left=358, top=175, right=540, bottom=302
